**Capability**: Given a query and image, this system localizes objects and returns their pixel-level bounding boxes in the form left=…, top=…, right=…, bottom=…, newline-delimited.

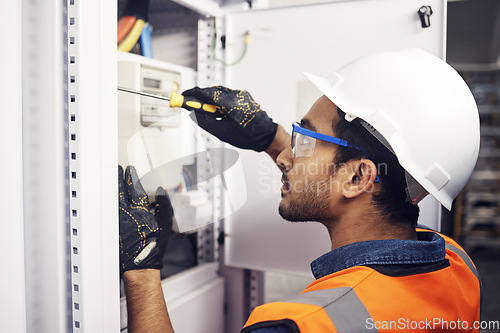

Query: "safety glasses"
left=291, top=122, right=379, bottom=181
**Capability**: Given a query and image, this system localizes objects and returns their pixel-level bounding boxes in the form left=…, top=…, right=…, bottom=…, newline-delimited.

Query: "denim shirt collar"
left=311, top=231, right=446, bottom=279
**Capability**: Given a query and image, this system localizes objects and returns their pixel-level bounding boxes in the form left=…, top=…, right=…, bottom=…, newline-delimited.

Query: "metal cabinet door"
left=223, top=0, right=446, bottom=275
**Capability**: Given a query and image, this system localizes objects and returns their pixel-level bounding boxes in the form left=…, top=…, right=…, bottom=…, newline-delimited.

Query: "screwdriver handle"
left=170, top=92, right=222, bottom=115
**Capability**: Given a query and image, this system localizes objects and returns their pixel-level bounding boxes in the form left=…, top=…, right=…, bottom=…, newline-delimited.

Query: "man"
left=119, top=49, right=482, bottom=332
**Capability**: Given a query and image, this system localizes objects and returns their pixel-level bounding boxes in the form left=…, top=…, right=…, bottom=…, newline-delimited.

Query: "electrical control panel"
left=117, top=52, right=215, bottom=235
left=117, top=51, right=196, bottom=192
left=139, top=65, right=181, bottom=128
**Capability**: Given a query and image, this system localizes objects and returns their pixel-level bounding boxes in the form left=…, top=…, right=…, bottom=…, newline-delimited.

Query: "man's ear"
left=342, top=159, right=379, bottom=199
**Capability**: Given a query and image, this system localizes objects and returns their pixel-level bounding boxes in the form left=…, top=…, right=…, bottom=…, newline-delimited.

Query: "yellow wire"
left=118, top=19, right=145, bottom=52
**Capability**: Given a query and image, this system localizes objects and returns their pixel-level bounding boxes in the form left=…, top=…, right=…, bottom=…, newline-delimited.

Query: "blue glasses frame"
left=292, top=122, right=380, bottom=182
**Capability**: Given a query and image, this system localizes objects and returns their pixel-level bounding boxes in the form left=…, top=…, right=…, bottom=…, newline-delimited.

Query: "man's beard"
left=278, top=176, right=333, bottom=222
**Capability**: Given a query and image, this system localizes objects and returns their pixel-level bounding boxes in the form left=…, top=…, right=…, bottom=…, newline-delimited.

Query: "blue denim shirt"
left=311, top=230, right=445, bottom=279
left=248, top=231, right=446, bottom=333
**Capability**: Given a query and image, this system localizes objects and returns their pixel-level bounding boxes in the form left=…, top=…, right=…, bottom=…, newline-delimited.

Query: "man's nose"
left=276, top=145, right=293, bottom=172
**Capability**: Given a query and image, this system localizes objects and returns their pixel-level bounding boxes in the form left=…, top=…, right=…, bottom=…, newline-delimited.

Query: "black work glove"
left=183, top=86, right=278, bottom=152
left=118, top=165, right=174, bottom=276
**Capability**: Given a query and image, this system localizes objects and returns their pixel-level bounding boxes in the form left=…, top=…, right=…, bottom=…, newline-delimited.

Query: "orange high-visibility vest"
left=242, top=230, right=481, bottom=333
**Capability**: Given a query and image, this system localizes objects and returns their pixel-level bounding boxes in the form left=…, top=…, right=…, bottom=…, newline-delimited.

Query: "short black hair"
left=333, top=109, right=419, bottom=225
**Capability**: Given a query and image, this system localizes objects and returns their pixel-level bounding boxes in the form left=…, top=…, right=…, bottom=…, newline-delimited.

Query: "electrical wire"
left=182, top=171, right=190, bottom=190
left=117, top=16, right=136, bottom=44
left=212, top=19, right=249, bottom=66
left=139, top=23, right=153, bottom=58
left=118, top=19, right=145, bottom=52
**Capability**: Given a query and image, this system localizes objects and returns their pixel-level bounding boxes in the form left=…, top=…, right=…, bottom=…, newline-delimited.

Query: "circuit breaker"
left=117, top=52, right=214, bottom=234
left=117, top=51, right=196, bottom=192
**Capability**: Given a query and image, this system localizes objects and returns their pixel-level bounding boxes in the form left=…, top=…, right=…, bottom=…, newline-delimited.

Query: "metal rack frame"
left=3, top=1, right=120, bottom=332
left=459, top=69, right=500, bottom=251
left=66, top=1, right=120, bottom=331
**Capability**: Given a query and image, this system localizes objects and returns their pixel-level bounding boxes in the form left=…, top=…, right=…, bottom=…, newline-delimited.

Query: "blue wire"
left=139, top=23, right=153, bottom=58
left=182, top=171, right=190, bottom=190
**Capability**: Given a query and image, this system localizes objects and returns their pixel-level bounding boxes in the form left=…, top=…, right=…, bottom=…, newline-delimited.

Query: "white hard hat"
left=304, top=48, right=480, bottom=210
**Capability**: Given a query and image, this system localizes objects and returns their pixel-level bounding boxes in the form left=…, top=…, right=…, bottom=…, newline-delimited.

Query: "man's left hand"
left=118, top=165, right=174, bottom=276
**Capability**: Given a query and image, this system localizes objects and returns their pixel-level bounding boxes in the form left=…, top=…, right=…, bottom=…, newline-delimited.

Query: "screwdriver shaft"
left=117, top=86, right=171, bottom=101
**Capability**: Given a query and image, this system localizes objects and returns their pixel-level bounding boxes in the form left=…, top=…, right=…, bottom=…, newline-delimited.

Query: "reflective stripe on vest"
left=445, top=241, right=483, bottom=325
left=445, top=243, right=480, bottom=282
left=281, top=287, right=377, bottom=332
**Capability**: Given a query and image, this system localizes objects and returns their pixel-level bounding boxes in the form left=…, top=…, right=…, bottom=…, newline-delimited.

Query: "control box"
left=117, top=52, right=214, bottom=233
left=138, top=65, right=181, bottom=128
left=117, top=51, right=196, bottom=192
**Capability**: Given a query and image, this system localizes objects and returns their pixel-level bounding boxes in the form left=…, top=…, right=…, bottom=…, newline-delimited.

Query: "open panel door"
left=223, top=0, right=446, bottom=275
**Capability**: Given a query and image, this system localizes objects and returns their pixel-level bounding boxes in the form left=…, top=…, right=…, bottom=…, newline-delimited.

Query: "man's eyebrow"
left=300, top=118, right=316, bottom=131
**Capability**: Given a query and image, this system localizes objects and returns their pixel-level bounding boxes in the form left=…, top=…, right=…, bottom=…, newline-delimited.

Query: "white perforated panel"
left=67, top=0, right=120, bottom=331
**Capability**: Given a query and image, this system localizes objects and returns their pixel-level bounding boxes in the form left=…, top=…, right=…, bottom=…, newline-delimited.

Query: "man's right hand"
left=182, top=86, right=278, bottom=152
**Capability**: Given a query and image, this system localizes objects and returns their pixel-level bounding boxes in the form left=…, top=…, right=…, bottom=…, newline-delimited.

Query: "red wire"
left=117, top=16, right=136, bottom=44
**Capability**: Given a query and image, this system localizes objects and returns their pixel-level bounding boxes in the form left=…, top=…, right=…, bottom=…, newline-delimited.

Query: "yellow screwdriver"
left=117, top=86, right=223, bottom=115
